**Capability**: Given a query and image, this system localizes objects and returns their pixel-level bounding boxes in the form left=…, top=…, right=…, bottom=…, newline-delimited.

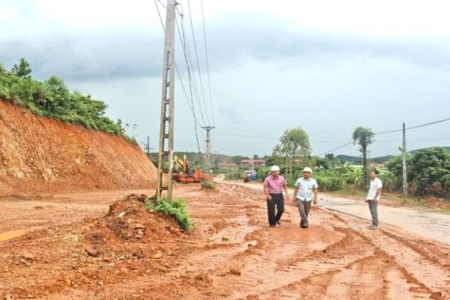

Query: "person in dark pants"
left=293, top=167, right=318, bottom=228
left=263, top=165, right=289, bottom=227
left=366, top=170, right=382, bottom=229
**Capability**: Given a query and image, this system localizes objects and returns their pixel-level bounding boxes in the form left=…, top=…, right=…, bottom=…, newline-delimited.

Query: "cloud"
left=204, top=18, right=450, bottom=72
left=2, top=33, right=164, bottom=81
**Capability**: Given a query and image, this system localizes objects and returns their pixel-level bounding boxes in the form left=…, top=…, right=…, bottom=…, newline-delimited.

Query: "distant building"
left=218, top=162, right=238, bottom=168
left=240, top=159, right=265, bottom=168
left=369, top=163, right=385, bottom=168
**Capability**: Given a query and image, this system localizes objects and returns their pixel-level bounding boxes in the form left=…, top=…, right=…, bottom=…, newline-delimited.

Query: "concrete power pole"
left=202, top=126, right=215, bottom=175
left=402, top=123, right=408, bottom=197
left=144, top=136, right=153, bottom=157
left=146, top=136, right=150, bottom=157
left=156, top=0, right=177, bottom=200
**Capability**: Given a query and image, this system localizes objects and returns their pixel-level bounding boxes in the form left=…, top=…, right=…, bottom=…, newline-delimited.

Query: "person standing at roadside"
left=263, top=165, right=289, bottom=227
left=366, top=170, right=382, bottom=229
left=293, top=167, right=318, bottom=228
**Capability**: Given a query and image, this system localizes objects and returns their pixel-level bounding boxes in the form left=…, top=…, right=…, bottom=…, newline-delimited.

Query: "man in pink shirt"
left=263, top=165, right=289, bottom=227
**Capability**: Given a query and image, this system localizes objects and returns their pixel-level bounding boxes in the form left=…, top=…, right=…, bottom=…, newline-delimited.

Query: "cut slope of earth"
left=0, top=100, right=157, bottom=195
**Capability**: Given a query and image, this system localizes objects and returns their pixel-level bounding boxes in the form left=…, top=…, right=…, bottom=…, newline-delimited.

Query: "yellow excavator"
left=173, top=154, right=212, bottom=183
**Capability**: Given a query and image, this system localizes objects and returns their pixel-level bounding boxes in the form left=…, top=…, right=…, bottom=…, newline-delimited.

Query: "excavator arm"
left=173, top=154, right=189, bottom=174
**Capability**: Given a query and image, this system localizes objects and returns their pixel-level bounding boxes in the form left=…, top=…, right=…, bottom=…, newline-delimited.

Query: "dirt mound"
left=424, top=197, right=450, bottom=209
left=0, top=195, right=193, bottom=299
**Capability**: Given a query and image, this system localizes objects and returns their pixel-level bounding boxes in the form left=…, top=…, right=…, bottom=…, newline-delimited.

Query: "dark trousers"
left=368, top=200, right=379, bottom=226
left=267, top=193, right=285, bottom=226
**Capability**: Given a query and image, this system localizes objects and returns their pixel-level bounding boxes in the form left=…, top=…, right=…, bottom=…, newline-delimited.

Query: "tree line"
left=0, top=58, right=133, bottom=142
left=265, top=127, right=450, bottom=200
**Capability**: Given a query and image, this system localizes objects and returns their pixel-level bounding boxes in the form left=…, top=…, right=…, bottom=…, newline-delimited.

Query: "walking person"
left=263, top=165, right=289, bottom=227
left=366, top=170, right=382, bottom=229
left=293, top=167, right=318, bottom=228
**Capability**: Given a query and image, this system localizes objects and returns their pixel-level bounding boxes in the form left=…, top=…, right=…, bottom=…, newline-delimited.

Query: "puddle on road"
left=0, top=230, right=27, bottom=242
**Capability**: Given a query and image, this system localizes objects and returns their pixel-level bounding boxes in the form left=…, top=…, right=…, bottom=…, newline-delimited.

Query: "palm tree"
left=352, top=127, right=374, bottom=187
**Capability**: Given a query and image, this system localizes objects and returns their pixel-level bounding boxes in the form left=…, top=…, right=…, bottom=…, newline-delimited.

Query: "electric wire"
left=216, top=117, right=450, bottom=157
left=186, top=0, right=210, bottom=126
left=154, top=0, right=165, bottom=30
left=200, top=0, right=216, bottom=150
left=176, top=12, right=203, bottom=155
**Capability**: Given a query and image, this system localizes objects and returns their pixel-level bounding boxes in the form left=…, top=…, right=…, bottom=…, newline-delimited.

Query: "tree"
left=408, top=147, right=450, bottom=198
left=325, top=153, right=335, bottom=160
left=352, top=127, right=374, bottom=186
left=386, top=149, right=412, bottom=191
left=11, top=58, right=32, bottom=78
left=273, top=127, right=311, bottom=176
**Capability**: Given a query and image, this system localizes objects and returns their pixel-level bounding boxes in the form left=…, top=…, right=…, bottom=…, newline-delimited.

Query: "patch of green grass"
left=202, top=181, right=216, bottom=190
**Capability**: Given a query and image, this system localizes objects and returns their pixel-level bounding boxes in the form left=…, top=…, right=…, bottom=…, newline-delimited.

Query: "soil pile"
left=0, top=195, right=193, bottom=299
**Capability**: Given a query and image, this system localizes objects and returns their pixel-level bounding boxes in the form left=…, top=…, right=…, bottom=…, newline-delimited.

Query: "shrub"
left=145, top=197, right=193, bottom=231
left=202, top=181, right=215, bottom=190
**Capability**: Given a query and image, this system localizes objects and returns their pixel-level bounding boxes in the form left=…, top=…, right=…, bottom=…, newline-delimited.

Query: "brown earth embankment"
left=0, top=100, right=157, bottom=195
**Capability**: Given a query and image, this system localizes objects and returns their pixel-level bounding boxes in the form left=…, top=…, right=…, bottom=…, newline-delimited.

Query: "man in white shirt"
left=366, top=170, right=383, bottom=229
left=293, top=167, right=319, bottom=228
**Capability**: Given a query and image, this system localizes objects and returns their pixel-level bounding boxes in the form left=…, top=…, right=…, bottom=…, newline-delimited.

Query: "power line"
left=316, top=142, right=353, bottom=156
left=176, top=12, right=202, bottom=154
left=186, top=0, right=210, bottom=126
left=154, top=0, right=165, bottom=30
left=375, top=117, right=450, bottom=135
left=200, top=0, right=215, bottom=126
left=318, top=117, right=450, bottom=156
left=216, top=117, right=450, bottom=156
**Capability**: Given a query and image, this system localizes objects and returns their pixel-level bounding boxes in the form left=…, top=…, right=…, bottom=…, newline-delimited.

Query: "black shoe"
left=300, top=223, right=308, bottom=228
left=270, top=224, right=276, bottom=227
left=276, top=221, right=281, bottom=226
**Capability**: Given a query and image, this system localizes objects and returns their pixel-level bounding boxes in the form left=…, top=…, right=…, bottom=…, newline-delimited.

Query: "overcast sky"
left=1, top=0, right=450, bottom=158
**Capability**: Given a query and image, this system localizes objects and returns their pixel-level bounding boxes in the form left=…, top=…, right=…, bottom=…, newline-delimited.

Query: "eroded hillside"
left=0, top=100, right=157, bottom=195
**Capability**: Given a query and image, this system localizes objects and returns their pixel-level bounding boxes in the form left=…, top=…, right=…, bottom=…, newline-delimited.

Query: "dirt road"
left=1, top=182, right=449, bottom=299
left=235, top=181, right=450, bottom=246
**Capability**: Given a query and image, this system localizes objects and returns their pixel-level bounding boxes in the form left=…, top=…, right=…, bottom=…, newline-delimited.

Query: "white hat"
left=270, top=165, right=280, bottom=172
left=303, top=167, right=312, bottom=173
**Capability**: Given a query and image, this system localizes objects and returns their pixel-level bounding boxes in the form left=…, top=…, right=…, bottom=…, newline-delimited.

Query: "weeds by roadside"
left=145, top=197, right=194, bottom=231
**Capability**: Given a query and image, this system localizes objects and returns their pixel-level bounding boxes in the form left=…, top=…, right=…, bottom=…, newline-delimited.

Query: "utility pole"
left=402, top=123, right=408, bottom=197
left=156, top=0, right=177, bottom=200
left=202, top=126, right=214, bottom=175
left=144, top=136, right=153, bottom=157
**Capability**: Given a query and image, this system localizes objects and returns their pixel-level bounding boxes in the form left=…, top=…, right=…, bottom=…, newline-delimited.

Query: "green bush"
left=0, top=58, right=135, bottom=142
left=202, top=181, right=215, bottom=190
left=145, top=197, right=193, bottom=231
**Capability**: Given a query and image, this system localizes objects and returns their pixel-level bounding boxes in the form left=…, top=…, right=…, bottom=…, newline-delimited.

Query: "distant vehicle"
left=244, top=170, right=257, bottom=182
left=173, top=155, right=212, bottom=183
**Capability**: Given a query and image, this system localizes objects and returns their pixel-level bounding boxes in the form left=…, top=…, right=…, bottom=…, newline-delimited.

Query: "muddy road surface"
left=1, top=182, right=449, bottom=299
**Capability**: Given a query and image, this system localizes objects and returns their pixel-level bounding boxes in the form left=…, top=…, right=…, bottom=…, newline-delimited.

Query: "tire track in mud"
left=326, top=212, right=450, bottom=299
left=183, top=183, right=450, bottom=299
left=174, top=184, right=383, bottom=299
